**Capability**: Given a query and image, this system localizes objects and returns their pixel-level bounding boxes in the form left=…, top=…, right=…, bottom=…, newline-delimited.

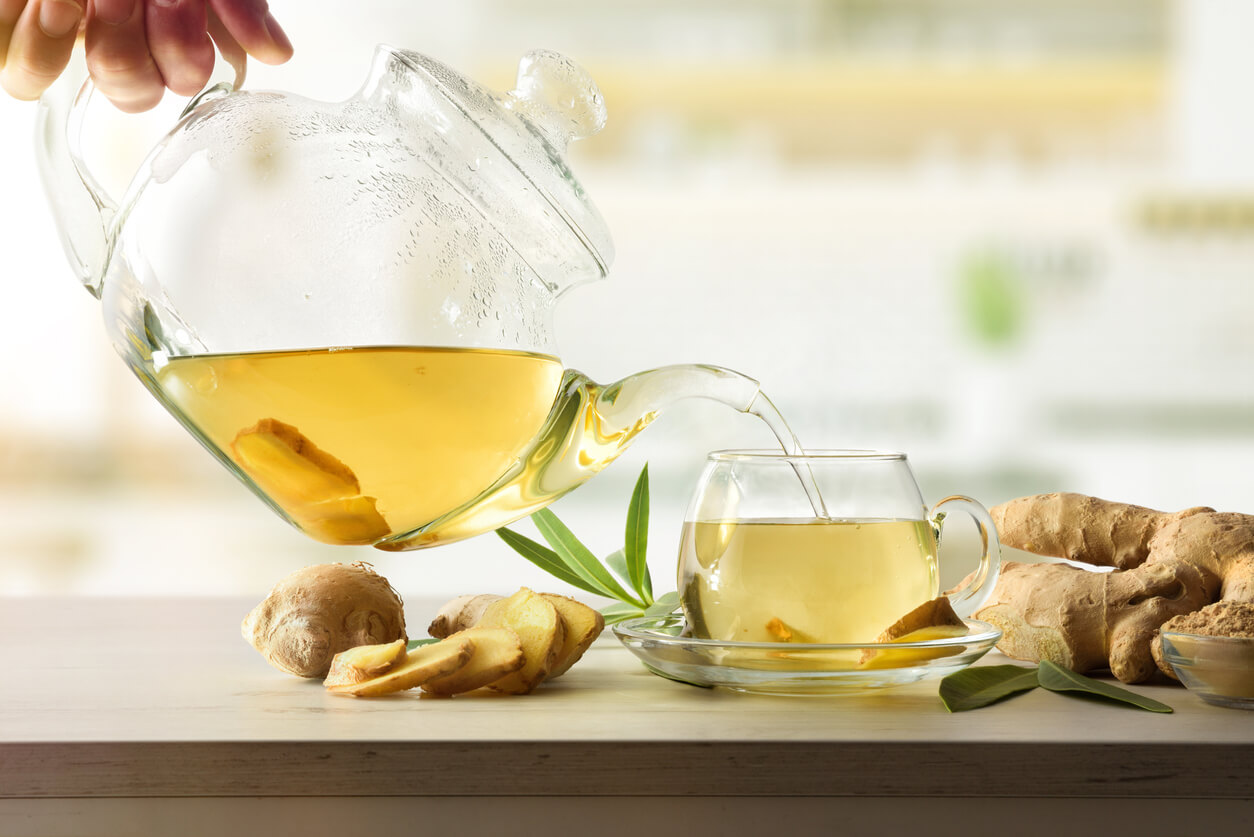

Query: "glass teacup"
left=677, top=450, right=1001, bottom=644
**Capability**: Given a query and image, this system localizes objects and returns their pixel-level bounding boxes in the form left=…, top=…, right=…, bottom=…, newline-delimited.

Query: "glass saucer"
left=612, top=615, right=1002, bottom=696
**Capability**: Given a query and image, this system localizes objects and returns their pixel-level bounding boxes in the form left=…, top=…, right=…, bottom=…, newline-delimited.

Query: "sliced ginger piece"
left=859, top=597, right=970, bottom=669
left=425, top=592, right=601, bottom=683
left=540, top=593, right=605, bottom=679
left=230, top=419, right=390, bottom=544
left=477, top=588, right=565, bottom=695
left=764, top=616, right=821, bottom=643
left=326, top=634, right=475, bottom=697
left=300, top=495, right=391, bottom=545
left=323, top=638, right=407, bottom=688
left=232, top=418, right=361, bottom=503
left=421, top=627, right=526, bottom=696
left=765, top=617, right=793, bottom=641
left=876, top=597, right=969, bottom=642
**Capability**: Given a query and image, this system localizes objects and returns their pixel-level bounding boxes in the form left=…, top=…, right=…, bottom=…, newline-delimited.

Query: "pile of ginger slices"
left=323, top=588, right=604, bottom=697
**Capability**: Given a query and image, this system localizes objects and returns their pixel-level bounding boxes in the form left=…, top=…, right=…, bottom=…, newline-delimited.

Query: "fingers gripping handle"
left=931, top=495, right=1002, bottom=619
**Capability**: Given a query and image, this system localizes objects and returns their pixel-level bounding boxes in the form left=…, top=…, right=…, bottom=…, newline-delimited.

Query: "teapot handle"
left=35, top=52, right=245, bottom=299
left=35, top=56, right=117, bottom=299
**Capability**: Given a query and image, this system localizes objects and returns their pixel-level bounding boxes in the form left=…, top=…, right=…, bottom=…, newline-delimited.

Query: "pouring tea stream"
left=36, top=45, right=813, bottom=549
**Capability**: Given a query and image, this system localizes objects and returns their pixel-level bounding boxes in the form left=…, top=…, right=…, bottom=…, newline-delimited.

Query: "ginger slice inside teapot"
left=231, top=418, right=390, bottom=544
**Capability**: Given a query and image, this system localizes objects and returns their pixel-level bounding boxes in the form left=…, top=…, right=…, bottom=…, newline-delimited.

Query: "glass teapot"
left=35, top=46, right=763, bottom=550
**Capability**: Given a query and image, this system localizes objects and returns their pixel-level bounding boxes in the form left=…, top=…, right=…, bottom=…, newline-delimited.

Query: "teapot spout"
left=375, top=364, right=760, bottom=551
left=591, top=364, right=762, bottom=436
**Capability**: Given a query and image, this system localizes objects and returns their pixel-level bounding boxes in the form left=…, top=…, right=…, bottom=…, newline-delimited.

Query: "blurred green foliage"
left=956, top=250, right=1025, bottom=349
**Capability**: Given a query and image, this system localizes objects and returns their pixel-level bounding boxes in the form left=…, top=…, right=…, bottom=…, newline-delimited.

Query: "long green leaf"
left=939, top=665, right=1040, bottom=712
left=495, top=528, right=607, bottom=598
left=605, top=549, right=632, bottom=588
left=532, top=508, right=645, bottom=607
left=599, top=601, right=646, bottom=625
left=624, top=464, right=653, bottom=603
left=1037, top=660, right=1173, bottom=713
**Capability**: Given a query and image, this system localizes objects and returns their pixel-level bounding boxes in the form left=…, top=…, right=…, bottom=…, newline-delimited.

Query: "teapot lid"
left=369, top=46, right=614, bottom=291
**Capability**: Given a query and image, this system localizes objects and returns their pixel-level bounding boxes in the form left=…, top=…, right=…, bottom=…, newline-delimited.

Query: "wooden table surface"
left=2, top=596, right=1252, bottom=836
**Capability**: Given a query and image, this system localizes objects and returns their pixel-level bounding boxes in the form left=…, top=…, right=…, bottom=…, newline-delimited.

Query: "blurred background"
left=3, top=0, right=1254, bottom=598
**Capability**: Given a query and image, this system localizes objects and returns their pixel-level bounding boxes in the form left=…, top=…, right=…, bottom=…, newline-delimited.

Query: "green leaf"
left=624, top=464, right=653, bottom=603
left=495, top=527, right=607, bottom=598
left=939, top=665, right=1040, bottom=712
left=406, top=638, right=441, bottom=651
left=605, top=548, right=632, bottom=588
left=599, top=601, right=646, bottom=625
left=533, top=508, right=645, bottom=607
left=644, top=591, right=680, bottom=617
left=1037, top=660, right=1173, bottom=713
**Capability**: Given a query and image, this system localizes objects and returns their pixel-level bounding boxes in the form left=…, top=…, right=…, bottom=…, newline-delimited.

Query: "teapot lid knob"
left=505, top=50, right=607, bottom=151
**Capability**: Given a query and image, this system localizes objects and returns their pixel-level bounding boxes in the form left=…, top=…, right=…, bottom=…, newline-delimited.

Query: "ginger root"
left=242, top=562, right=407, bottom=678
left=976, top=492, right=1254, bottom=683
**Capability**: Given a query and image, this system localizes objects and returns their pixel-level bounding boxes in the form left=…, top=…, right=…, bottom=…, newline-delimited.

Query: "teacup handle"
left=928, top=495, right=1002, bottom=619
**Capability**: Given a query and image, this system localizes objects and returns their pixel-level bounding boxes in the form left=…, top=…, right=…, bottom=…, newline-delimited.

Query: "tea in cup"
left=677, top=450, right=1000, bottom=644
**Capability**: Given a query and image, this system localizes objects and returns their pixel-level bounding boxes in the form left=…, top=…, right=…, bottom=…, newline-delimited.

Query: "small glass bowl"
left=613, top=614, right=1001, bottom=696
left=1159, top=631, right=1254, bottom=710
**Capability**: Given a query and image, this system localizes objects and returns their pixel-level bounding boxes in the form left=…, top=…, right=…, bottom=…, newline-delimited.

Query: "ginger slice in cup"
left=326, top=635, right=475, bottom=697
left=859, top=597, right=970, bottom=669
left=422, top=627, right=526, bottom=696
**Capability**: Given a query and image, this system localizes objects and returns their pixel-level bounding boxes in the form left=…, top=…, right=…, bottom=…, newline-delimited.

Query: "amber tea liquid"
left=680, top=517, right=939, bottom=643
left=155, top=346, right=564, bottom=544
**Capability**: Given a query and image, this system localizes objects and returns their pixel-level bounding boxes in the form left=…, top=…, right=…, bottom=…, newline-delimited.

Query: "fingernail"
left=39, top=0, right=83, bottom=38
left=94, top=0, right=135, bottom=26
left=264, top=13, right=292, bottom=55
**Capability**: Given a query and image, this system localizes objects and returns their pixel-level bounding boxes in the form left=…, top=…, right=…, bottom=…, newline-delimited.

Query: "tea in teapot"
left=157, top=346, right=564, bottom=544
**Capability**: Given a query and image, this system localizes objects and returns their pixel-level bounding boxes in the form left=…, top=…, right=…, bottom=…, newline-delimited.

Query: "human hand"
left=0, top=0, right=292, bottom=112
